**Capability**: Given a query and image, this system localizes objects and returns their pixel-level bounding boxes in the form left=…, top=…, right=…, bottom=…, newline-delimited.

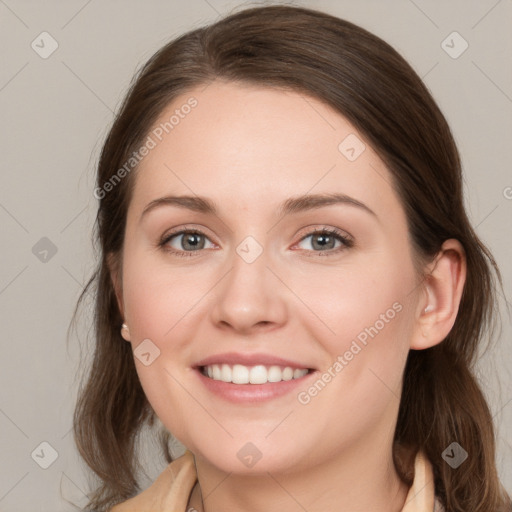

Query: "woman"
left=72, top=5, right=511, bottom=512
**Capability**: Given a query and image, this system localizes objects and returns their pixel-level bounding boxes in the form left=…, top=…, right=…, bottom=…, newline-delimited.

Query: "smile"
left=200, top=364, right=310, bottom=384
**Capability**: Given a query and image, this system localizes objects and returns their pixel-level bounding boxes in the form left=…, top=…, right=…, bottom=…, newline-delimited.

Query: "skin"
left=111, top=80, right=466, bottom=512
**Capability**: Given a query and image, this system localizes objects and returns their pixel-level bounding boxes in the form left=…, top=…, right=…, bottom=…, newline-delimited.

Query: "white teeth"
left=282, top=367, right=294, bottom=381
left=293, top=368, right=305, bottom=379
left=232, top=364, right=249, bottom=384
left=249, top=365, right=267, bottom=384
left=202, top=364, right=309, bottom=384
left=221, top=364, right=232, bottom=383
left=212, top=365, right=222, bottom=380
left=267, top=365, right=282, bottom=383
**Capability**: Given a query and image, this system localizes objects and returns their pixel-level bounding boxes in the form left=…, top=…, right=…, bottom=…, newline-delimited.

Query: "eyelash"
left=158, top=226, right=354, bottom=258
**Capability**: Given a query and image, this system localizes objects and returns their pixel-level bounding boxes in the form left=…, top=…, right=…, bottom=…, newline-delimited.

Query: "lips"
left=192, top=352, right=317, bottom=402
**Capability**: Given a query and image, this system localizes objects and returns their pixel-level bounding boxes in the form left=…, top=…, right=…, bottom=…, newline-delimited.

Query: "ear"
left=410, top=239, right=467, bottom=350
left=107, top=251, right=124, bottom=319
left=107, top=252, right=131, bottom=341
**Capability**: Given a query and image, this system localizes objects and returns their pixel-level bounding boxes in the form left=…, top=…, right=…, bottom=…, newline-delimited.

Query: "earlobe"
left=121, top=323, right=131, bottom=342
left=410, top=239, right=467, bottom=350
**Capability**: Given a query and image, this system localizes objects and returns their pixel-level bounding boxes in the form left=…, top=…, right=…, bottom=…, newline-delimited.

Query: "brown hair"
left=72, top=5, right=511, bottom=511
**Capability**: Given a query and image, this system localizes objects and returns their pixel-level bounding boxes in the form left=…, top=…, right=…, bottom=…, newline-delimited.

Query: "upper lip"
left=194, top=352, right=316, bottom=370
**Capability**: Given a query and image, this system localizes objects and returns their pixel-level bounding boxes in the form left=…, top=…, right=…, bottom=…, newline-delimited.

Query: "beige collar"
left=111, top=449, right=443, bottom=511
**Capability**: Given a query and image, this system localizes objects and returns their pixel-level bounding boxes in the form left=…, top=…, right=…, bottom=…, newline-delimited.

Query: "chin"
left=187, top=437, right=310, bottom=476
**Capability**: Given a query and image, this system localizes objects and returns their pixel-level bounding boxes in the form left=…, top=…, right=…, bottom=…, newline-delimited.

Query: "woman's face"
left=117, top=80, right=423, bottom=474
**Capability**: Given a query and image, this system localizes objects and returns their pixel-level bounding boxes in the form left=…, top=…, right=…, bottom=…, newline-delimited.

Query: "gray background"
left=0, top=0, right=511, bottom=510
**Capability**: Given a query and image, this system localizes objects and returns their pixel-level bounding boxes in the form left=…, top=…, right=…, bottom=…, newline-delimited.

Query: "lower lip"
left=194, top=368, right=317, bottom=403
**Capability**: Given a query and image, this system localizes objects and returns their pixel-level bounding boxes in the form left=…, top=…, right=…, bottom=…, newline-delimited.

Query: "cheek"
left=297, top=252, right=417, bottom=408
left=120, top=250, right=200, bottom=438
left=121, top=248, right=207, bottom=342
left=299, top=253, right=416, bottom=352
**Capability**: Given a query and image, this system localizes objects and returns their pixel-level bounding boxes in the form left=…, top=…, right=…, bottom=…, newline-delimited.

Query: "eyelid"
left=294, top=225, right=353, bottom=244
left=292, top=226, right=354, bottom=253
left=159, top=224, right=216, bottom=244
left=158, top=224, right=218, bottom=254
left=159, top=224, right=354, bottom=257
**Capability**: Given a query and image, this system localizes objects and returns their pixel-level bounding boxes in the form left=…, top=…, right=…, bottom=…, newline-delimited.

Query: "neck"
left=187, top=438, right=411, bottom=512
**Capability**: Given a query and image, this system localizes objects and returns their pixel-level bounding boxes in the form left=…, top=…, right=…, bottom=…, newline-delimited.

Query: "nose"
left=209, top=239, right=288, bottom=335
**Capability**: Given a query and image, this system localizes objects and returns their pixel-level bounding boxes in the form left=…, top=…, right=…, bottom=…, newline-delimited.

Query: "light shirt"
left=110, top=449, right=445, bottom=511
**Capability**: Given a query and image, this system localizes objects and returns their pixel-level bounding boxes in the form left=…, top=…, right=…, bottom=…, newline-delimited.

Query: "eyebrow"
left=140, top=192, right=377, bottom=220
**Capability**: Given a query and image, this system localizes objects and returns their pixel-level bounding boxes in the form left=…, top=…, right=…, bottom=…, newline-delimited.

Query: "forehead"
left=129, top=80, right=402, bottom=222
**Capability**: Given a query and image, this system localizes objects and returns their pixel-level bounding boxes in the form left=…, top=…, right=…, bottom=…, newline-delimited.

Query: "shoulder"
left=110, top=450, right=197, bottom=512
left=434, top=496, right=446, bottom=511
